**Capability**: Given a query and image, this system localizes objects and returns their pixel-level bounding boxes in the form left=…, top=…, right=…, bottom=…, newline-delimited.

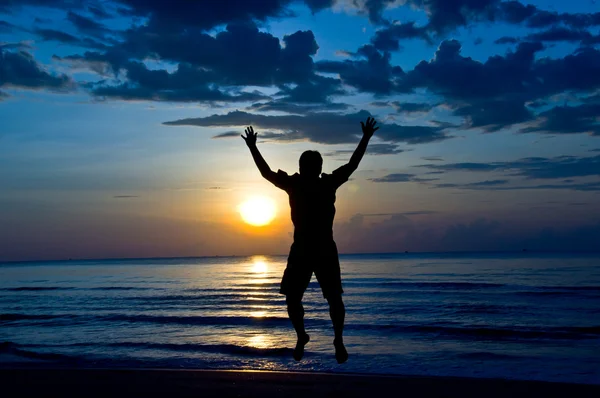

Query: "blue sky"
left=1, top=0, right=600, bottom=261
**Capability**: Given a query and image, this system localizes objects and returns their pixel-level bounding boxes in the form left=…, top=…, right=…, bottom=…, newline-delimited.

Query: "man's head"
left=299, top=150, right=323, bottom=178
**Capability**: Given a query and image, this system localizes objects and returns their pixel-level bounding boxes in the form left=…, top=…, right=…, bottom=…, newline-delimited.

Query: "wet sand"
left=2, top=368, right=599, bottom=398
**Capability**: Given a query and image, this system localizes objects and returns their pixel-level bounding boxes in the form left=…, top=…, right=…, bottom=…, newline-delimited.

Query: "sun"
left=239, top=196, right=276, bottom=226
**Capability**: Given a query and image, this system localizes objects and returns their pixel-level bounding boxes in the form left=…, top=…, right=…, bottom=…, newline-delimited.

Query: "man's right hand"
left=241, top=126, right=258, bottom=147
left=360, top=117, right=379, bottom=138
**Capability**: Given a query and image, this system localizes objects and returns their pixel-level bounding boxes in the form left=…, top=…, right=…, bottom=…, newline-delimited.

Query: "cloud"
left=335, top=210, right=600, bottom=253
left=520, top=104, right=600, bottom=136
left=112, top=0, right=297, bottom=31
left=434, top=180, right=600, bottom=192
left=324, top=143, right=406, bottom=157
left=390, top=101, right=434, bottom=114
left=34, top=28, right=109, bottom=50
left=525, top=26, right=600, bottom=44
left=369, top=173, right=415, bottom=182
left=0, top=20, right=15, bottom=33
left=87, top=4, right=114, bottom=19
left=432, top=179, right=509, bottom=189
left=494, top=36, right=519, bottom=45
left=370, top=21, right=432, bottom=52
left=246, top=101, right=349, bottom=114
left=418, top=154, right=600, bottom=180
left=89, top=61, right=269, bottom=103
left=316, top=44, right=405, bottom=95
left=0, top=49, right=73, bottom=91
left=62, top=21, right=345, bottom=105
left=67, top=11, right=112, bottom=37
left=113, top=195, right=138, bottom=198
left=165, top=110, right=451, bottom=145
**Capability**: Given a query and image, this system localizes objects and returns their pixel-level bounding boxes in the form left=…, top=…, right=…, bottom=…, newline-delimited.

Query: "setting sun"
left=238, top=197, right=276, bottom=227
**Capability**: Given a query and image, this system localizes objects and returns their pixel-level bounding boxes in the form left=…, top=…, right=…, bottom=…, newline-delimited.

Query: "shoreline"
left=2, top=368, right=600, bottom=397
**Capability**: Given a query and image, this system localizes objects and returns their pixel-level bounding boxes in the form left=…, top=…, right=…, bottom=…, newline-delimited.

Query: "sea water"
left=1, top=253, right=599, bottom=384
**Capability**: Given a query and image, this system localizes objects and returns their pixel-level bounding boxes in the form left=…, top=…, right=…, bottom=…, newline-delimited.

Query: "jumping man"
left=242, top=117, right=378, bottom=363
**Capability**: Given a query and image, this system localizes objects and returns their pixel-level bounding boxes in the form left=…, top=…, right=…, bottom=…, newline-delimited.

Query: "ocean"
left=1, top=253, right=599, bottom=384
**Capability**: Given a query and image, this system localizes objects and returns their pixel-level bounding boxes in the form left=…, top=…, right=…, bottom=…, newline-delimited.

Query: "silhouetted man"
left=242, top=117, right=378, bottom=364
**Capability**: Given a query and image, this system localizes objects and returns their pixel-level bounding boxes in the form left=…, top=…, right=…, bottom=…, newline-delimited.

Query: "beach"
left=3, top=368, right=600, bottom=398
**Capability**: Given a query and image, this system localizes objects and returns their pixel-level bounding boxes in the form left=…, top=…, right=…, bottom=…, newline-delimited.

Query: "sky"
left=1, top=0, right=600, bottom=261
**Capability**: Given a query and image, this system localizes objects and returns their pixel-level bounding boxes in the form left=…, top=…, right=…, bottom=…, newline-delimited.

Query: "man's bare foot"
left=293, top=333, right=310, bottom=361
left=334, top=338, right=348, bottom=364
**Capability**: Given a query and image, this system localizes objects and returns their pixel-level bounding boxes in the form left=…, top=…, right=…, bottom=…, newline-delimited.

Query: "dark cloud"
left=316, top=45, right=404, bottom=95
left=0, top=20, right=15, bottom=33
left=433, top=179, right=509, bottom=189
left=521, top=104, right=600, bottom=136
left=525, top=26, right=600, bottom=44
left=370, top=22, right=432, bottom=52
left=405, top=40, right=543, bottom=101
left=89, top=60, right=269, bottom=103
left=369, top=173, right=415, bottom=182
left=64, top=21, right=341, bottom=104
left=246, top=101, right=349, bottom=114
left=113, top=0, right=293, bottom=31
left=413, top=0, right=499, bottom=35
left=0, top=49, right=72, bottom=91
left=421, top=156, right=443, bottom=162
left=165, top=110, right=451, bottom=145
left=277, top=76, right=345, bottom=103
left=453, top=100, right=533, bottom=131
left=324, top=143, right=406, bottom=157
left=212, top=130, right=286, bottom=140
left=278, top=30, right=319, bottom=84
left=435, top=180, right=600, bottom=192
left=418, top=155, right=600, bottom=180
left=113, top=195, right=138, bottom=199
left=463, top=179, right=508, bottom=187
left=34, top=28, right=81, bottom=44
left=494, top=36, right=519, bottom=45
left=390, top=101, right=434, bottom=114
left=67, top=11, right=112, bottom=37
left=33, top=28, right=108, bottom=50
left=87, top=4, right=114, bottom=19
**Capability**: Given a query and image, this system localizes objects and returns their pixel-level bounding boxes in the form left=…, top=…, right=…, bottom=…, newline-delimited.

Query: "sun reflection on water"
left=247, top=334, right=270, bottom=349
left=250, top=255, right=269, bottom=274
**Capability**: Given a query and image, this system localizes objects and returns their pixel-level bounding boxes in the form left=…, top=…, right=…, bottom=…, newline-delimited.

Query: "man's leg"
left=286, top=294, right=310, bottom=361
left=327, top=294, right=348, bottom=363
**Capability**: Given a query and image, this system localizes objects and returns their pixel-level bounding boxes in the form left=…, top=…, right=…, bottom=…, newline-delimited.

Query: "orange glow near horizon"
left=238, top=196, right=277, bottom=227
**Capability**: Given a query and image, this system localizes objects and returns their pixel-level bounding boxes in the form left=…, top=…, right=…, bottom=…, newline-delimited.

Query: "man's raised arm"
left=347, top=117, right=378, bottom=172
left=328, top=117, right=378, bottom=187
left=242, top=126, right=285, bottom=188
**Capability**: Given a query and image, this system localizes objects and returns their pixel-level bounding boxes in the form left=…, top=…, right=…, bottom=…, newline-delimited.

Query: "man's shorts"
left=279, top=240, right=343, bottom=299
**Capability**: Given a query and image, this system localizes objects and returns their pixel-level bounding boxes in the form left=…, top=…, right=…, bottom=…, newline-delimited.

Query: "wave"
left=88, top=287, right=155, bottom=291
left=347, top=323, right=600, bottom=340
left=456, top=352, right=523, bottom=360
left=1, top=286, right=157, bottom=292
left=102, top=342, right=291, bottom=357
left=1, top=340, right=292, bottom=361
left=350, top=281, right=505, bottom=289
left=0, top=314, right=68, bottom=321
left=0, top=342, right=77, bottom=362
left=539, top=286, right=600, bottom=292
left=100, top=314, right=293, bottom=327
left=1, top=287, right=75, bottom=291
